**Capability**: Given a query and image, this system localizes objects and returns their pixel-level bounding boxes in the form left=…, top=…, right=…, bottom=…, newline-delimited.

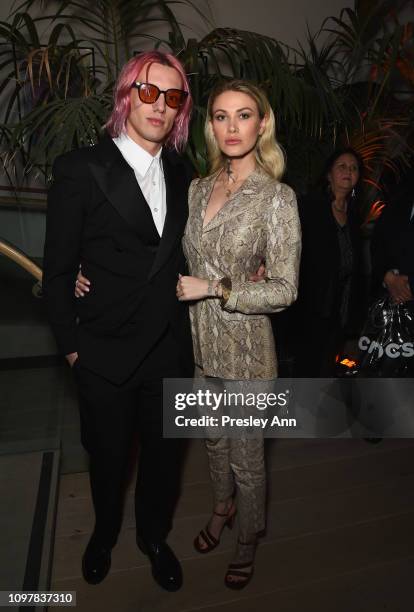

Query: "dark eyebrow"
left=213, top=107, right=255, bottom=113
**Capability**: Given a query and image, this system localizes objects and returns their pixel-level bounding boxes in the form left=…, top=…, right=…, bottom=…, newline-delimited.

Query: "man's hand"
left=75, top=268, right=90, bottom=297
left=176, top=274, right=215, bottom=301
left=66, top=352, right=79, bottom=368
left=384, top=271, right=413, bottom=303
left=249, top=262, right=266, bottom=282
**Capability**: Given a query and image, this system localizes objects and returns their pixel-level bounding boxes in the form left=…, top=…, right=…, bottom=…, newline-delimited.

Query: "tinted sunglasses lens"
left=138, top=83, right=159, bottom=103
left=165, top=89, right=187, bottom=108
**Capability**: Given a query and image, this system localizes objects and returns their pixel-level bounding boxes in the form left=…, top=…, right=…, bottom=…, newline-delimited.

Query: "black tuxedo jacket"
left=371, top=193, right=414, bottom=297
left=43, top=134, right=194, bottom=384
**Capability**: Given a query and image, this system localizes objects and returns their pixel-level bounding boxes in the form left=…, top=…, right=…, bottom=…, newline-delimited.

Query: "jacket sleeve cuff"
left=220, top=277, right=237, bottom=311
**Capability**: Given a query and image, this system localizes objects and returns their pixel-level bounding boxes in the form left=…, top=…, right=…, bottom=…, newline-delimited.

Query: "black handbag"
left=356, top=296, right=414, bottom=377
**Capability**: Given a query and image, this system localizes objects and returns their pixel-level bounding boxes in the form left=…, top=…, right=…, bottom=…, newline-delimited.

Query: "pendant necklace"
left=332, top=202, right=347, bottom=214
left=224, top=159, right=237, bottom=198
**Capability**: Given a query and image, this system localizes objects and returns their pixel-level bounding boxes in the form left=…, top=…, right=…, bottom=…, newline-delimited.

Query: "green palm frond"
left=6, top=94, right=111, bottom=176
left=10, top=0, right=211, bottom=75
left=184, top=28, right=346, bottom=137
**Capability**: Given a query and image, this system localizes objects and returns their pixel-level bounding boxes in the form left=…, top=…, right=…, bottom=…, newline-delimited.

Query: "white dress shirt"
left=113, top=133, right=166, bottom=236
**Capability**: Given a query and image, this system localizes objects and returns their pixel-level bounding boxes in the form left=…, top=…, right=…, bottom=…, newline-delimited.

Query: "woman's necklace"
left=223, top=160, right=254, bottom=198
left=332, top=201, right=347, bottom=214
left=224, top=160, right=237, bottom=198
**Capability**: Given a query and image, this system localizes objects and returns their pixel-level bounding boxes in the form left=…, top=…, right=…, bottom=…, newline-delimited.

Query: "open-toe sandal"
left=224, top=538, right=256, bottom=590
left=193, top=503, right=236, bottom=554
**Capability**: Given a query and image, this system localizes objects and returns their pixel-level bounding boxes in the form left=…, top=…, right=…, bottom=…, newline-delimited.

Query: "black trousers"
left=73, top=329, right=187, bottom=548
left=292, top=314, right=345, bottom=378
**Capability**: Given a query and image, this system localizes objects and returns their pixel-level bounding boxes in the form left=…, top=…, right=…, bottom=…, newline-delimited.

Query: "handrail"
left=0, top=238, right=43, bottom=283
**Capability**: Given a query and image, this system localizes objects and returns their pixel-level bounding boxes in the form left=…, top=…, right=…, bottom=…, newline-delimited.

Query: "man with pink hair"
left=43, top=51, right=194, bottom=591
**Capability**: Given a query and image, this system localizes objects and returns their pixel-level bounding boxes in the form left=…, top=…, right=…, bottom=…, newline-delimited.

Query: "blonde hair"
left=204, top=79, right=285, bottom=180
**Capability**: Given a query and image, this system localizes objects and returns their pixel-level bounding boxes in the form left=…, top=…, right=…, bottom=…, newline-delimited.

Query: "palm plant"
left=0, top=0, right=413, bottom=224
left=0, top=0, right=359, bottom=186
left=320, top=0, right=414, bottom=220
left=0, top=0, right=212, bottom=182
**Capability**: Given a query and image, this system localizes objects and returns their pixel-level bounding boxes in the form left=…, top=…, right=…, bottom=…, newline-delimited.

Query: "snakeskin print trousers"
left=199, top=373, right=268, bottom=538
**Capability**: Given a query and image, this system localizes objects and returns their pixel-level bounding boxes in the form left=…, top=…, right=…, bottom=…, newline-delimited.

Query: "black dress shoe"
left=82, top=538, right=111, bottom=585
left=364, top=437, right=383, bottom=444
left=137, top=536, right=183, bottom=591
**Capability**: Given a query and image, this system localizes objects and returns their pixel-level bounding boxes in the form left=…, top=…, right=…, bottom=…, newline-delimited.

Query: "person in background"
left=290, top=147, right=366, bottom=377
left=371, top=172, right=414, bottom=306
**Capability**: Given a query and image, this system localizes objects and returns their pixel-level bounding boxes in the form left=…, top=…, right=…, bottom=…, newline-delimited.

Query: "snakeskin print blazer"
left=182, top=169, right=301, bottom=380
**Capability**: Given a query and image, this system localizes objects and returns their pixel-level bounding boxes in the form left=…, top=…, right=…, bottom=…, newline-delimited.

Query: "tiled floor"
left=52, top=438, right=414, bottom=612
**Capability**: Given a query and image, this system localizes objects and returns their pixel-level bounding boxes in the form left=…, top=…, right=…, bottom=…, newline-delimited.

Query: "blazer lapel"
left=202, top=171, right=266, bottom=233
left=189, top=172, right=216, bottom=250
left=148, top=149, right=187, bottom=279
left=89, top=135, right=159, bottom=241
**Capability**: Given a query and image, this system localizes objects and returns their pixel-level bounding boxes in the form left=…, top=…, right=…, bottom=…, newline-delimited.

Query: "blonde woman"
left=176, top=79, right=301, bottom=589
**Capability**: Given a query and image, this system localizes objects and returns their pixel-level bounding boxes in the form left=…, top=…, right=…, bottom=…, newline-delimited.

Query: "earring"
left=351, top=187, right=356, bottom=198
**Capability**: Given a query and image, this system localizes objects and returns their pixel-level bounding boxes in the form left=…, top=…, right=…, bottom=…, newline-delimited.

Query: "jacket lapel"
left=190, top=172, right=216, bottom=249
left=202, top=171, right=268, bottom=233
left=89, top=134, right=159, bottom=241
left=148, top=149, right=188, bottom=279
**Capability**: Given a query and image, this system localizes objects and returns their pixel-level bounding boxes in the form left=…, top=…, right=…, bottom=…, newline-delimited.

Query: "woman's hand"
left=176, top=274, right=210, bottom=301
left=75, top=268, right=91, bottom=297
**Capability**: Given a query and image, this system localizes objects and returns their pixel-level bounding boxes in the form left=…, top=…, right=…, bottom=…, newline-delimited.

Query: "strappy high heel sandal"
left=224, top=538, right=257, bottom=590
left=193, top=502, right=237, bottom=554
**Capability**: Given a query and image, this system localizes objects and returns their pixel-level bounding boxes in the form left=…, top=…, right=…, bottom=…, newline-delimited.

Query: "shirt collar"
left=113, top=132, right=162, bottom=178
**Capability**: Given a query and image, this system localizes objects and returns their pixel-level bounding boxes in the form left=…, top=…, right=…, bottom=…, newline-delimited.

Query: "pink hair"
left=105, top=51, right=192, bottom=153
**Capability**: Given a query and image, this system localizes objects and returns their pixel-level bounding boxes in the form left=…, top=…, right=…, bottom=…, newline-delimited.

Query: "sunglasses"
left=131, top=81, right=188, bottom=109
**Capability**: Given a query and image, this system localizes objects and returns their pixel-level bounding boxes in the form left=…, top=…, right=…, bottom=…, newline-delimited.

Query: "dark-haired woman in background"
left=291, top=147, right=366, bottom=377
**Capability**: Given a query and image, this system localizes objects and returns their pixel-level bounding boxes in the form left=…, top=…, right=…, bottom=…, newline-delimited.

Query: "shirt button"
left=152, top=180, right=156, bottom=186
left=154, top=208, right=158, bottom=212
